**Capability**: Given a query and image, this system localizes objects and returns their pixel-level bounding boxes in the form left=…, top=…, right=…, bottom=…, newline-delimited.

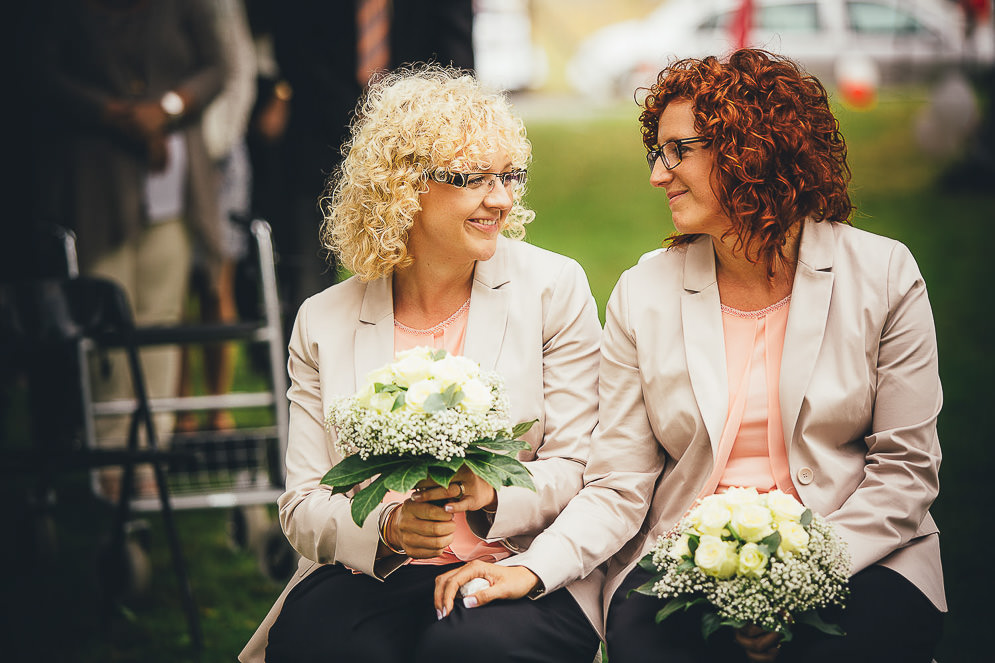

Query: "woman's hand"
left=433, top=560, right=541, bottom=618
left=734, top=624, right=782, bottom=662
left=384, top=498, right=456, bottom=559
left=410, top=467, right=497, bottom=514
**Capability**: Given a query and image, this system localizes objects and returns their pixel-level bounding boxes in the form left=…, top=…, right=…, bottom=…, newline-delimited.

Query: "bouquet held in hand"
left=322, top=347, right=536, bottom=526
left=633, top=487, right=850, bottom=642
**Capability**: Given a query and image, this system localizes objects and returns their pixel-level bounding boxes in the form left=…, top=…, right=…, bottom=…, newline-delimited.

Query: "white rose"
left=404, top=378, right=443, bottom=412
left=693, top=498, right=733, bottom=537
left=722, top=486, right=761, bottom=507
left=364, top=365, right=395, bottom=390
left=737, top=542, right=769, bottom=577
left=766, top=490, right=806, bottom=525
left=391, top=355, right=434, bottom=388
left=777, top=520, right=811, bottom=557
left=459, top=378, right=493, bottom=415
left=694, top=535, right=738, bottom=579
left=394, top=346, right=435, bottom=361
left=729, top=503, right=774, bottom=543
left=669, top=533, right=693, bottom=560
left=430, top=354, right=476, bottom=388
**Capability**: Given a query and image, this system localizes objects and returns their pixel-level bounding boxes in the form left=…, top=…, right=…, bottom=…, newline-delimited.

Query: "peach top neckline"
left=697, top=295, right=801, bottom=501
left=389, top=299, right=510, bottom=565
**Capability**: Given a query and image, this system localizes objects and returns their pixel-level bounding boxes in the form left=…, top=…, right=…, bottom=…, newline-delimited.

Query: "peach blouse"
left=697, top=295, right=801, bottom=500
left=388, top=297, right=511, bottom=565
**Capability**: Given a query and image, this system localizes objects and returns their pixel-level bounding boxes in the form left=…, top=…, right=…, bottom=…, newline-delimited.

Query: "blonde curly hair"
left=320, top=64, right=534, bottom=281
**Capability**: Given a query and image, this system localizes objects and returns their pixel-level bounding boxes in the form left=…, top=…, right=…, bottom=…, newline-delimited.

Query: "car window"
left=697, top=3, right=820, bottom=32
left=846, top=2, right=924, bottom=34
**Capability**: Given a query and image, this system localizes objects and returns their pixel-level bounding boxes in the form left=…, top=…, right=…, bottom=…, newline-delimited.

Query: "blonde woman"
left=239, top=66, right=603, bottom=663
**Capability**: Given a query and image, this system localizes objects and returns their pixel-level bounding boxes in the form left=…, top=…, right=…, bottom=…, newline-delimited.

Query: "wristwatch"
left=160, top=90, right=185, bottom=118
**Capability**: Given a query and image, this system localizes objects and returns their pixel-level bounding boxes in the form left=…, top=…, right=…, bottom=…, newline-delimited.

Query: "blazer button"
left=796, top=467, right=814, bottom=485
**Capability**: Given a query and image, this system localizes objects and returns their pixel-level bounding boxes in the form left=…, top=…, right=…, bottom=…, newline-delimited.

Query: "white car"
left=567, top=0, right=994, bottom=98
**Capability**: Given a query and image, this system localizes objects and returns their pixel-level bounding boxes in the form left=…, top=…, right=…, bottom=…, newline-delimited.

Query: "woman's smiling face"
left=650, top=99, right=730, bottom=241
left=406, top=148, right=515, bottom=269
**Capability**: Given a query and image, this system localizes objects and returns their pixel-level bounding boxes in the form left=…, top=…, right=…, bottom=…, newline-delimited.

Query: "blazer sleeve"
left=501, top=271, right=668, bottom=592
left=824, top=243, right=943, bottom=574
left=483, top=259, right=603, bottom=539
left=277, top=299, right=404, bottom=579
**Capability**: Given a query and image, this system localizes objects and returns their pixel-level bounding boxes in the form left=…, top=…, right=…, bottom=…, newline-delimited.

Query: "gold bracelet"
left=378, top=502, right=405, bottom=555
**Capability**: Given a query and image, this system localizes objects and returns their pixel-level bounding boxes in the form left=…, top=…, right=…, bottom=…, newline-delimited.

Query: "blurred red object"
left=731, top=0, right=754, bottom=49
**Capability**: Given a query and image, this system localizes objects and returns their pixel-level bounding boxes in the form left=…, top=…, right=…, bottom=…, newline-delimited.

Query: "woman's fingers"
left=411, top=471, right=497, bottom=514
left=392, top=500, right=456, bottom=558
left=433, top=561, right=540, bottom=617
left=734, top=625, right=782, bottom=662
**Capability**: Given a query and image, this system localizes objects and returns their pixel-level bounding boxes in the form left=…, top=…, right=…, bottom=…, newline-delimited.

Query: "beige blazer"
left=240, top=237, right=604, bottom=661
left=511, top=219, right=946, bottom=629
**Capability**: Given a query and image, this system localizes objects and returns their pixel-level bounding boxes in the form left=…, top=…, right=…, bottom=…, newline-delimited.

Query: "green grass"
left=2, top=86, right=991, bottom=661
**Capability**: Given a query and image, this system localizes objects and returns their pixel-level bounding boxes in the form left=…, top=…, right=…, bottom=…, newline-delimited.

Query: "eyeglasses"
left=430, top=168, right=528, bottom=191
left=646, top=137, right=708, bottom=171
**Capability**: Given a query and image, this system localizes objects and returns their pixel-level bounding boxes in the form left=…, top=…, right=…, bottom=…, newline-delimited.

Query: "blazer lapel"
left=463, top=239, right=512, bottom=370
left=354, top=277, right=396, bottom=391
left=681, top=238, right=728, bottom=455
left=780, top=219, right=835, bottom=448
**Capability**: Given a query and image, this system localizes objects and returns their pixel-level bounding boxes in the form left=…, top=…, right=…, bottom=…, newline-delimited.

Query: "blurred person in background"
left=176, top=0, right=257, bottom=433
left=434, top=49, right=945, bottom=663
left=240, top=64, right=603, bottom=663
left=36, top=0, right=225, bottom=499
left=246, top=0, right=474, bottom=339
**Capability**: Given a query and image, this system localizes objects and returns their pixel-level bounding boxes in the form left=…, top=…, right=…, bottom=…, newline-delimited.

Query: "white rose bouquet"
left=321, top=347, right=536, bottom=526
left=633, top=487, right=851, bottom=642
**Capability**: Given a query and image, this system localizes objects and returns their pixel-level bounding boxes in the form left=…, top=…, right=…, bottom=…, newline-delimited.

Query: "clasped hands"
left=379, top=467, right=497, bottom=559
left=102, top=98, right=173, bottom=170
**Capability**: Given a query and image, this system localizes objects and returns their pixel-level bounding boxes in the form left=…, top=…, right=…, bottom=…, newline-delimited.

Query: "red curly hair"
left=639, top=49, right=853, bottom=267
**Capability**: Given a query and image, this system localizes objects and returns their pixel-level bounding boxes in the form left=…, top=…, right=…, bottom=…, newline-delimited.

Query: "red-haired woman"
left=433, top=49, right=945, bottom=662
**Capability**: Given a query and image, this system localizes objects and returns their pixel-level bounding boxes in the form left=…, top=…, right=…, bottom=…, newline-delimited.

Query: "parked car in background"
left=567, top=0, right=994, bottom=98
left=474, top=0, right=549, bottom=91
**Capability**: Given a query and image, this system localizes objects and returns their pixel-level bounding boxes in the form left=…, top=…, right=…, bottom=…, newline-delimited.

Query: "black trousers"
left=606, top=564, right=943, bottom=663
left=265, top=562, right=600, bottom=663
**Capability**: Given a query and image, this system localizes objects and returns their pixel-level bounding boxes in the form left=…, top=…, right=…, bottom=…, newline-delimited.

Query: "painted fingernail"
left=444, top=504, right=454, bottom=513
left=463, top=596, right=478, bottom=609
left=436, top=609, right=443, bottom=620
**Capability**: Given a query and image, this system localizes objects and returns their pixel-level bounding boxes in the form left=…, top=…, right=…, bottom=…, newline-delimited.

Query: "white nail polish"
left=436, top=609, right=443, bottom=620
left=463, top=596, right=478, bottom=609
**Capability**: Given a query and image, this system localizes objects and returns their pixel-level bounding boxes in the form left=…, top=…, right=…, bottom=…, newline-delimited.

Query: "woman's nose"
left=484, top=180, right=514, bottom=210
left=649, top=157, right=673, bottom=188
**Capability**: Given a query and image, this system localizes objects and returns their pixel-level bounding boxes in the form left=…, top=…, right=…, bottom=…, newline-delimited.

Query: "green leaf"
left=687, top=534, right=699, bottom=556
left=382, top=461, right=431, bottom=493
left=468, top=453, right=536, bottom=490
left=654, top=598, right=691, bottom=623
left=800, top=509, right=813, bottom=527
left=796, top=609, right=845, bottom=637
left=350, top=475, right=390, bottom=526
left=637, top=553, right=659, bottom=574
left=511, top=419, right=538, bottom=439
left=761, top=530, right=782, bottom=552
left=391, top=391, right=406, bottom=411
left=320, top=454, right=406, bottom=488
left=469, top=437, right=531, bottom=453
left=677, top=559, right=696, bottom=572
left=428, top=465, right=462, bottom=488
left=330, top=484, right=353, bottom=495
left=630, top=577, right=662, bottom=597
left=431, top=349, right=447, bottom=361
left=440, top=382, right=463, bottom=409
left=374, top=382, right=401, bottom=393
left=701, top=612, right=723, bottom=640
left=423, top=392, right=447, bottom=413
